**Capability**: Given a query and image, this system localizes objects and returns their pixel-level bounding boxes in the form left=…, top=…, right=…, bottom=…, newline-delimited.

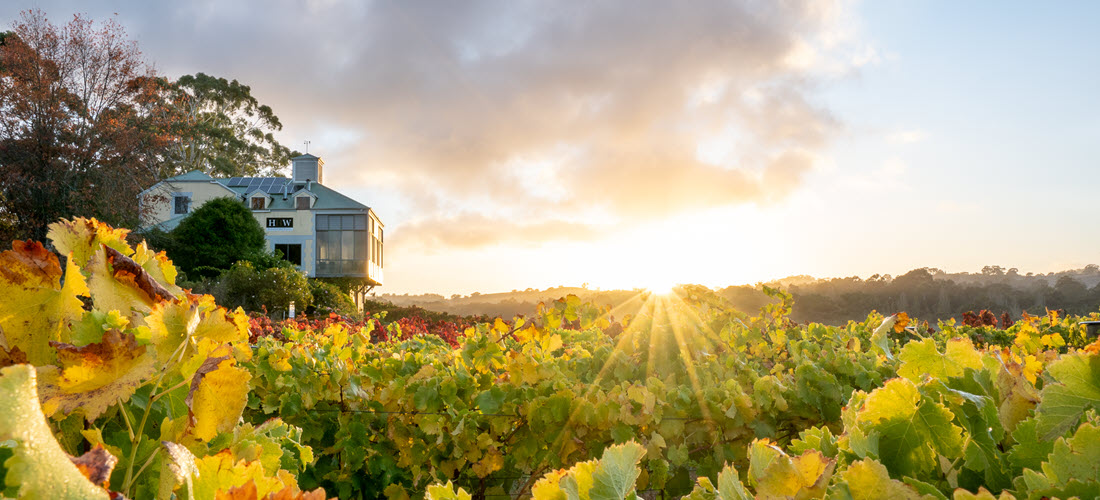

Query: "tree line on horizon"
left=376, top=264, right=1100, bottom=326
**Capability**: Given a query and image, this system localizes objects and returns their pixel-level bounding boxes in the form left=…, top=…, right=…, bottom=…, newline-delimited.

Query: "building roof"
left=216, top=176, right=368, bottom=211
left=164, top=170, right=215, bottom=182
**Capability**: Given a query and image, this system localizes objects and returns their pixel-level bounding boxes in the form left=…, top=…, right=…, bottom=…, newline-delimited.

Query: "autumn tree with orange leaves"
left=0, top=10, right=174, bottom=243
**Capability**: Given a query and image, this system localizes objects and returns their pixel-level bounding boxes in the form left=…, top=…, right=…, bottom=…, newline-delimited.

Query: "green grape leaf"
left=70, top=310, right=131, bottom=347
left=853, top=378, right=964, bottom=478
left=38, top=329, right=158, bottom=421
left=1035, top=351, right=1100, bottom=441
left=1038, top=422, right=1100, bottom=487
left=0, top=241, right=89, bottom=365
left=0, top=364, right=110, bottom=499
left=475, top=386, right=505, bottom=414
left=715, top=465, right=751, bottom=500
left=589, top=441, right=646, bottom=500
left=789, top=426, right=838, bottom=458
left=897, top=338, right=982, bottom=382
left=1006, top=418, right=1054, bottom=473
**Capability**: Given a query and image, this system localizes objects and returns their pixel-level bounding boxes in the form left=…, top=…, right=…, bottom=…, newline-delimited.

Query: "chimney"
left=291, top=154, right=323, bottom=184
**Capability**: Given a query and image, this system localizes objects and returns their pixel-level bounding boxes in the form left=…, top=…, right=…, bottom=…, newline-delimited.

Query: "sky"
left=4, top=1, right=1099, bottom=295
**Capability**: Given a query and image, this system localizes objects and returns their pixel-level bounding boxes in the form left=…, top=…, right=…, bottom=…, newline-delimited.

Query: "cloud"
left=394, top=214, right=603, bottom=251
left=3, top=0, right=861, bottom=249
left=887, top=129, right=928, bottom=144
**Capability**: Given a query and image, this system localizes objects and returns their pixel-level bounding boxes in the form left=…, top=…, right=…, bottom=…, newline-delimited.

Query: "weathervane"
left=303, top=140, right=310, bottom=154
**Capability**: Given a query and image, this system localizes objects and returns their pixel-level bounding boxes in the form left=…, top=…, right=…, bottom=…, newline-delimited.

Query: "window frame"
left=173, top=194, right=191, bottom=215
left=273, top=243, right=302, bottom=266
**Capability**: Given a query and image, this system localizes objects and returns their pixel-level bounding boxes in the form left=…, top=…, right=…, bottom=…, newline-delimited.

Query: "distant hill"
left=374, top=265, right=1100, bottom=326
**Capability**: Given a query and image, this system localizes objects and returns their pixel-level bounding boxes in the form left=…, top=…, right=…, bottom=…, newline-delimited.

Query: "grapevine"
left=3, top=218, right=1100, bottom=500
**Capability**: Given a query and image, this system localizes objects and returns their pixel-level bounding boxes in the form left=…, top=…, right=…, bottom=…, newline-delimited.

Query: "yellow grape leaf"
left=953, top=487, right=1016, bottom=500
left=748, top=439, right=835, bottom=499
left=38, top=329, right=157, bottom=421
left=214, top=479, right=329, bottom=500
left=80, top=427, right=124, bottom=458
left=471, top=447, right=504, bottom=478
left=0, top=241, right=89, bottom=365
left=144, top=295, right=248, bottom=370
left=0, top=364, right=110, bottom=499
left=531, top=470, right=568, bottom=500
left=192, top=450, right=296, bottom=500
left=559, top=460, right=598, bottom=500
left=541, top=333, right=563, bottom=353
left=898, top=338, right=982, bottom=381
left=188, top=357, right=252, bottom=441
left=327, top=324, right=349, bottom=349
left=48, top=217, right=133, bottom=269
left=992, top=352, right=1041, bottom=435
left=837, top=459, right=931, bottom=500
left=131, top=241, right=183, bottom=294
left=426, top=482, right=473, bottom=500
left=87, top=245, right=176, bottom=321
left=144, top=298, right=202, bottom=364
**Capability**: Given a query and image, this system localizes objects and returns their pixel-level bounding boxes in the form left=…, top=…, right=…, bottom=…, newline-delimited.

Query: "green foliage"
left=215, top=261, right=311, bottom=315
left=1034, top=351, right=1100, bottom=440
left=169, top=197, right=266, bottom=276
left=163, top=73, right=297, bottom=177
left=307, top=280, right=357, bottom=316
left=10, top=217, right=1100, bottom=500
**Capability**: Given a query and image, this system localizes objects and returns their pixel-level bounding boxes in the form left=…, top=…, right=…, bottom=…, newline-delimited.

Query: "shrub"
left=169, top=197, right=265, bottom=275
left=216, top=261, right=311, bottom=315
left=307, top=280, right=358, bottom=317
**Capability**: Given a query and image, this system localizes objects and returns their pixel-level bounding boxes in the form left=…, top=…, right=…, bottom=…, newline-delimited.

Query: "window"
left=315, top=214, right=367, bottom=276
left=296, top=196, right=310, bottom=209
left=266, top=218, right=293, bottom=229
left=251, top=197, right=266, bottom=210
left=173, top=195, right=191, bottom=215
left=274, top=244, right=302, bottom=266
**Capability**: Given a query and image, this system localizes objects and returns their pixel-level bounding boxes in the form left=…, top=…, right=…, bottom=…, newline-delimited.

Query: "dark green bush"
left=169, top=197, right=265, bottom=275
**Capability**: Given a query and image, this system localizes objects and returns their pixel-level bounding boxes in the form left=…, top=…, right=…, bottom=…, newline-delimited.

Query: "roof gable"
left=164, top=170, right=215, bottom=182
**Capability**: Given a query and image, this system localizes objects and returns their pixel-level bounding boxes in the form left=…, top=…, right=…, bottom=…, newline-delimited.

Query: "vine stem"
left=122, top=327, right=194, bottom=496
